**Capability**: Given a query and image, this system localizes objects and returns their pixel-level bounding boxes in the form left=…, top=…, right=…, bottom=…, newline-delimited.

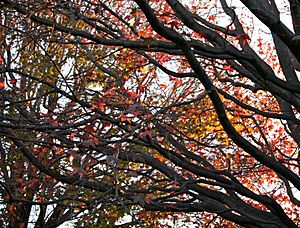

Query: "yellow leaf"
left=248, top=126, right=255, bottom=133
left=140, top=66, right=148, bottom=73
left=225, top=138, right=230, bottom=146
left=235, top=124, right=244, bottom=132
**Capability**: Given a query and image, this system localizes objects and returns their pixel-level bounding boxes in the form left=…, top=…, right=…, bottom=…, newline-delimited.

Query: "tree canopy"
left=1, top=0, right=300, bottom=227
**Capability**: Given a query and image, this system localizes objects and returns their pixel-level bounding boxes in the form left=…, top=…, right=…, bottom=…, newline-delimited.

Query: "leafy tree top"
left=0, top=0, right=300, bottom=227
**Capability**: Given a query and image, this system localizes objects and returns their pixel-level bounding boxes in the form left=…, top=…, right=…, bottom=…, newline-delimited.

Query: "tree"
left=0, top=0, right=300, bottom=227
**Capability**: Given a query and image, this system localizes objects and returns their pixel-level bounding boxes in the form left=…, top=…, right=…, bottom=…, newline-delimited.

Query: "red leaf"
left=118, top=85, right=125, bottom=92
left=39, top=113, right=50, bottom=117
left=138, top=84, right=144, bottom=92
left=223, top=65, right=234, bottom=72
left=127, top=91, right=140, bottom=99
left=139, top=130, right=153, bottom=138
left=85, top=124, right=94, bottom=133
left=236, top=34, right=250, bottom=45
left=72, top=167, right=88, bottom=176
left=98, top=103, right=105, bottom=111
left=69, top=132, right=76, bottom=140
left=0, top=81, right=5, bottom=89
left=51, top=120, right=59, bottom=126
left=208, top=15, right=216, bottom=20
left=103, top=121, right=111, bottom=127
left=119, top=113, right=131, bottom=123
left=86, top=72, right=96, bottom=79
left=9, top=79, right=16, bottom=84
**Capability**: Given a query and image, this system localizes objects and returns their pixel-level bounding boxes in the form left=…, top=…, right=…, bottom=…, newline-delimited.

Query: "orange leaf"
left=0, top=81, right=5, bottom=89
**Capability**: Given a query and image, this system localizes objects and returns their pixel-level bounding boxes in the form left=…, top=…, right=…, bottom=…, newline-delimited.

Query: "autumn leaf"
left=2, top=1, right=300, bottom=227
left=208, top=15, right=216, bottom=20
left=236, top=34, right=251, bottom=45
left=223, top=65, right=234, bottom=72
left=119, top=113, right=132, bottom=123
left=9, top=79, right=16, bottom=84
left=127, top=91, right=140, bottom=99
left=0, top=81, right=5, bottom=89
left=138, top=130, right=153, bottom=138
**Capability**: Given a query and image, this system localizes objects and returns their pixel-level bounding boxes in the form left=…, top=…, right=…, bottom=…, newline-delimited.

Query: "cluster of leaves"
left=1, top=0, right=300, bottom=227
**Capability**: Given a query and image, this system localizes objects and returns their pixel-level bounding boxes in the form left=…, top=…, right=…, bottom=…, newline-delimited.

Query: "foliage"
left=1, top=0, right=300, bottom=227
